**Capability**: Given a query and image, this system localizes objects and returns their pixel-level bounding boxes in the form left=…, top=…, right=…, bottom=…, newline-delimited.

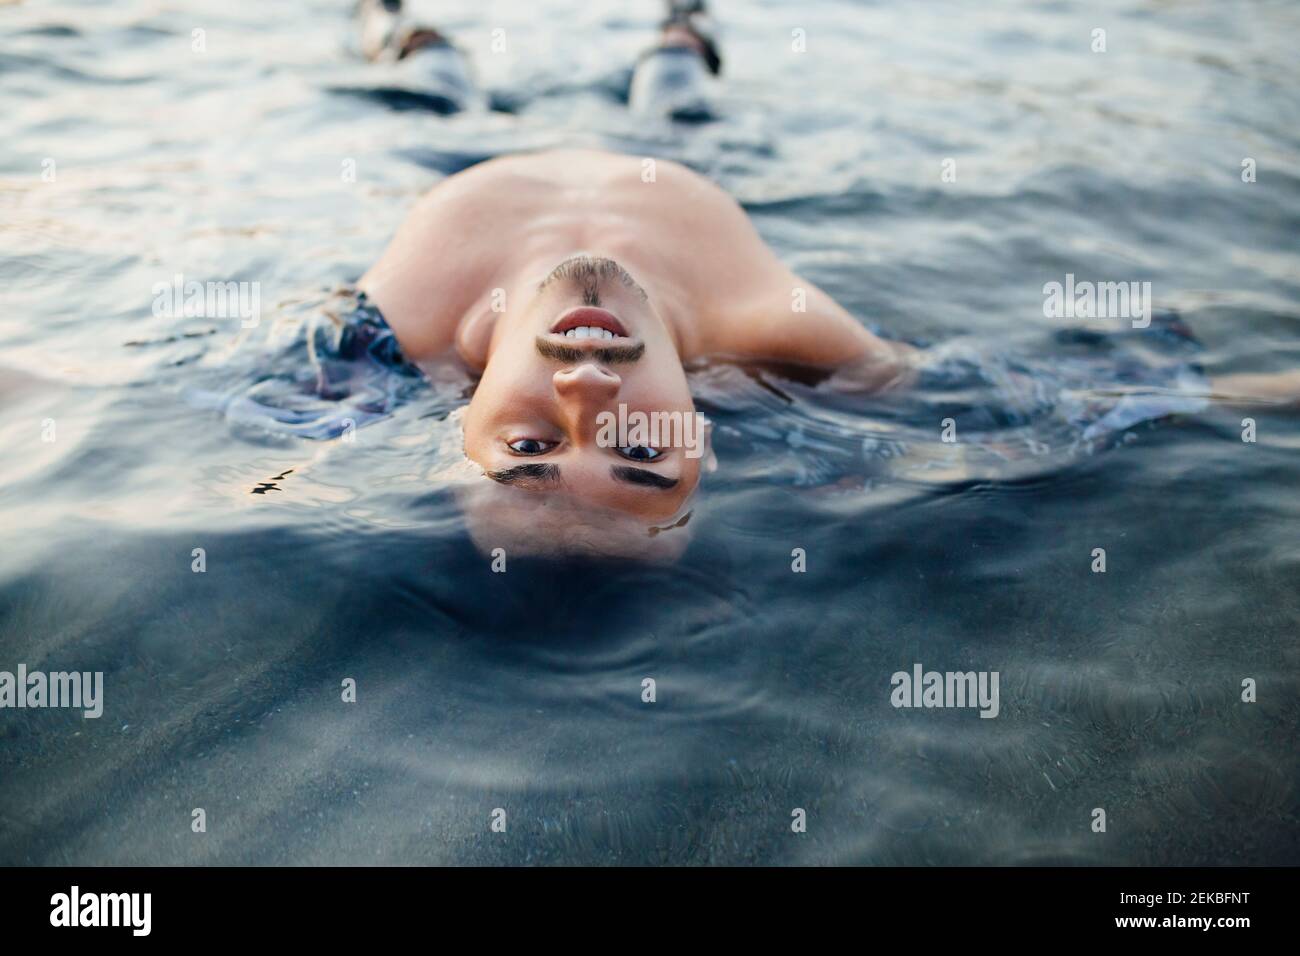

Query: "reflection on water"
left=1, top=0, right=1297, bottom=864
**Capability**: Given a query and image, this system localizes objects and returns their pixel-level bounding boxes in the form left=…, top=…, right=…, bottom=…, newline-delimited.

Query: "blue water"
left=1, top=0, right=1297, bottom=864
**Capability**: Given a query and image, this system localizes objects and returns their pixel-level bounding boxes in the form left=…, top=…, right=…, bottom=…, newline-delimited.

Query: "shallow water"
left=1, top=0, right=1298, bottom=864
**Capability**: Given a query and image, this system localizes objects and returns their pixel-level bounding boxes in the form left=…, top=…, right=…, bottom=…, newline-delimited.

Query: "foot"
left=661, top=0, right=721, bottom=74
left=358, top=0, right=449, bottom=62
left=357, top=0, right=405, bottom=61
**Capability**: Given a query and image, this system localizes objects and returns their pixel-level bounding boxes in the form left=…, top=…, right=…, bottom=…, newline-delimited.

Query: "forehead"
left=456, top=480, right=694, bottom=559
left=467, top=462, right=694, bottom=518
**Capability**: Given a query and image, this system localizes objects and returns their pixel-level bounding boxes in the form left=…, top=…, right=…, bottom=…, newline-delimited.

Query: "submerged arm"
left=823, top=338, right=921, bottom=394
left=1207, top=370, right=1300, bottom=410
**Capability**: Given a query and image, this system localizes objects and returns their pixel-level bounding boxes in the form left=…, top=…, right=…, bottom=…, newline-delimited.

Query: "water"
left=2, top=0, right=1298, bottom=865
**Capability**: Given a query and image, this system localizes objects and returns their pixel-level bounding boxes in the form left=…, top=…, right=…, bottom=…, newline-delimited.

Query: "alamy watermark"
left=50, top=886, right=150, bottom=936
left=890, top=663, right=1000, bottom=718
left=595, top=403, right=707, bottom=459
left=1043, top=274, right=1151, bottom=328
left=152, top=272, right=261, bottom=328
left=0, top=664, right=103, bottom=718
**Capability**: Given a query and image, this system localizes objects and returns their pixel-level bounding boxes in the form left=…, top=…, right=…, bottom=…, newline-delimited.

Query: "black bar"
left=0, top=866, right=1284, bottom=942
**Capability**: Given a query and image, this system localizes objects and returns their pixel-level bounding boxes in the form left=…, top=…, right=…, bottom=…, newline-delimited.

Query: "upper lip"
left=549, top=307, right=629, bottom=338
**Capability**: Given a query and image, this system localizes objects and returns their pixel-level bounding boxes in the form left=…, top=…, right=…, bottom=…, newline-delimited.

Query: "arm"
left=823, top=336, right=920, bottom=394
left=718, top=270, right=917, bottom=392
left=1209, top=370, right=1300, bottom=409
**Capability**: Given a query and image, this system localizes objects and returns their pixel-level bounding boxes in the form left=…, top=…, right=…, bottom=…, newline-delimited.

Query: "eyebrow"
left=486, top=463, right=561, bottom=486
left=611, top=466, right=679, bottom=490
left=486, top=463, right=678, bottom=492
left=535, top=336, right=645, bottom=365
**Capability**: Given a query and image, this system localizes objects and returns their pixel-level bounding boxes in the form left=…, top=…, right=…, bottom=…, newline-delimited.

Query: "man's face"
left=462, top=256, right=702, bottom=529
left=457, top=257, right=702, bottom=535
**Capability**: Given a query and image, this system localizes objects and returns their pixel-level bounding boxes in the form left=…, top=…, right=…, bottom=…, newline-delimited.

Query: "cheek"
left=467, top=368, right=551, bottom=425
left=621, top=372, right=694, bottom=414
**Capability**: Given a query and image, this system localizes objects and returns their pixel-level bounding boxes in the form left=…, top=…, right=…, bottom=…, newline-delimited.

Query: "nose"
left=553, top=363, right=621, bottom=439
left=553, top=362, right=621, bottom=401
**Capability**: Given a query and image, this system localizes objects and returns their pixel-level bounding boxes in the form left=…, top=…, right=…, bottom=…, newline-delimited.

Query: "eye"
left=617, top=445, right=664, bottom=462
left=506, top=438, right=557, bottom=455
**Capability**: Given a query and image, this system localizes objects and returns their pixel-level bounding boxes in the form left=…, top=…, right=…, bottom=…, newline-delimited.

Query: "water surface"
left=1, top=0, right=1297, bottom=864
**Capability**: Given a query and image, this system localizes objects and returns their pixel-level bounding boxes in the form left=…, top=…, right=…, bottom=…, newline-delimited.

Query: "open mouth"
left=549, top=307, right=629, bottom=340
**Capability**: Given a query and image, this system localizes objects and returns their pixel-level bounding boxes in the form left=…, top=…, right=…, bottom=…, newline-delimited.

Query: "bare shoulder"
left=358, top=159, right=543, bottom=356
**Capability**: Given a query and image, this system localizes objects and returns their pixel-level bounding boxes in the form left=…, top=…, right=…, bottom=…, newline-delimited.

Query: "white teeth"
left=561, top=326, right=617, bottom=340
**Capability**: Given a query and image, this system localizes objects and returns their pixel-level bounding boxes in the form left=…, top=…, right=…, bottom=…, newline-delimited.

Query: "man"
left=345, top=0, right=1296, bottom=559
left=358, top=149, right=913, bottom=549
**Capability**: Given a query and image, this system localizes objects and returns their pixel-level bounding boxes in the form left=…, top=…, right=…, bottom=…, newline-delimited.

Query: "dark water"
left=2, top=0, right=1298, bottom=864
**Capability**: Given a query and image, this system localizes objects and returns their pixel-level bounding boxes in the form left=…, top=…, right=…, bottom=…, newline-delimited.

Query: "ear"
left=427, top=405, right=485, bottom=483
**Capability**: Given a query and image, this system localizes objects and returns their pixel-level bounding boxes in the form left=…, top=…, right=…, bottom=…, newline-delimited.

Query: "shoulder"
left=699, top=269, right=889, bottom=371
